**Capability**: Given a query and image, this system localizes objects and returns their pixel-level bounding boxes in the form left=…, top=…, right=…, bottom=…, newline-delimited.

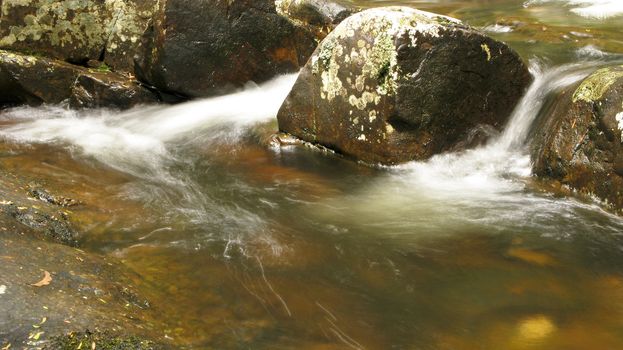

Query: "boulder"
left=0, top=50, right=159, bottom=109
left=134, top=0, right=317, bottom=98
left=276, top=0, right=358, bottom=40
left=532, top=65, right=623, bottom=212
left=0, top=0, right=159, bottom=72
left=277, top=6, right=532, bottom=165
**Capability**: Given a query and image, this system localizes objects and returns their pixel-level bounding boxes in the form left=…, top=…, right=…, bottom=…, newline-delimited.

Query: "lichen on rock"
left=0, top=0, right=159, bottom=72
left=533, top=64, right=623, bottom=213
left=573, top=65, right=623, bottom=103
left=278, top=6, right=531, bottom=164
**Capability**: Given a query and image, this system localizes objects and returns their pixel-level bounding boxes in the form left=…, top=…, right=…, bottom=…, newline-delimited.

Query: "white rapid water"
left=309, top=60, right=622, bottom=239
left=525, top=0, right=623, bottom=19
left=0, top=73, right=298, bottom=179
left=389, top=60, right=594, bottom=199
left=0, top=61, right=601, bottom=207
left=0, top=73, right=299, bottom=251
left=0, top=60, right=620, bottom=249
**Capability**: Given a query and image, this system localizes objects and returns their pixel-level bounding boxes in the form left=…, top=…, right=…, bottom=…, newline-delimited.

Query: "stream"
left=1, top=0, right=623, bottom=349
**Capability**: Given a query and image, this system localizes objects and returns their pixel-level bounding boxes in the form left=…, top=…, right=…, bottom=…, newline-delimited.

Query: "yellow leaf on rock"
left=31, top=271, right=52, bottom=287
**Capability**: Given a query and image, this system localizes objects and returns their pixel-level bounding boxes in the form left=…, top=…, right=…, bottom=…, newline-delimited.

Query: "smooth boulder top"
left=311, top=7, right=463, bottom=101
left=278, top=6, right=532, bottom=164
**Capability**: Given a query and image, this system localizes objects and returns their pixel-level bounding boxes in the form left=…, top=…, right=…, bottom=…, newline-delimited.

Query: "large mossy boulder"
left=0, top=0, right=158, bottom=72
left=0, top=50, right=159, bottom=109
left=532, top=65, right=623, bottom=212
left=135, top=0, right=317, bottom=98
left=277, top=6, right=532, bottom=165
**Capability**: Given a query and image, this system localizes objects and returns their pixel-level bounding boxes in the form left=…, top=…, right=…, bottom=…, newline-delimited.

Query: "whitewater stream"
left=1, top=0, right=623, bottom=349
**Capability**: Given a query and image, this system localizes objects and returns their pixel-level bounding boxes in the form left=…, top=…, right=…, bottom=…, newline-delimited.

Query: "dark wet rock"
left=277, top=7, right=532, bottom=164
left=450, top=124, right=500, bottom=152
left=0, top=50, right=159, bottom=109
left=0, top=202, right=78, bottom=246
left=0, top=0, right=159, bottom=73
left=276, top=0, right=358, bottom=40
left=28, top=186, right=80, bottom=208
left=134, top=0, right=317, bottom=98
left=46, top=330, right=163, bottom=350
left=0, top=232, right=161, bottom=348
left=69, top=72, right=159, bottom=110
left=532, top=65, right=623, bottom=212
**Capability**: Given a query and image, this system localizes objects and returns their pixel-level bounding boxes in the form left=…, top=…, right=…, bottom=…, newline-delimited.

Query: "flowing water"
left=1, top=0, right=623, bottom=349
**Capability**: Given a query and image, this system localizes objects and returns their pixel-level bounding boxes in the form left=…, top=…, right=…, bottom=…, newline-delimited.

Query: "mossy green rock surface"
left=277, top=6, right=532, bottom=165
left=532, top=65, right=623, bottom=212
left=0, top=0, right=158, bottom=72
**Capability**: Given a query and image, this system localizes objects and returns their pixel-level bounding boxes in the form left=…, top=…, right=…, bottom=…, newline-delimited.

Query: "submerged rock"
left=532, top=65, right=623, bottom=212
left=0, top=232, right=160, bottom=348
left=134, top=0, right=317, bottom=98
left=0, top=0, right=159, bottom=73
left=0, top=50, right=159, bottom=109
left=277, top=6, right=532, bottom=164
left=47, top=330, right=163, bottom=350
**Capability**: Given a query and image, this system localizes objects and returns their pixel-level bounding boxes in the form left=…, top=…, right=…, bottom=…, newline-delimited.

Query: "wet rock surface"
left=0, top=50, right=159, bottom=109
left=532, top=65, right=623, bottom=212
left=135, top=0, right=317, bottom=98
left=0, top=231, right=160, bottom=348
left=276, top=0, right=358, bottom=41
left=46, top=330, right=163, bottom=350
left=0, top=0, right=160, bottom=73
left=277, top=6, right=532, bottom=164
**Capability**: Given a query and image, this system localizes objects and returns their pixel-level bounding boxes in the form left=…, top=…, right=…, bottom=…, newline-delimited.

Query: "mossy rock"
left=532, top=65, right=623, bottom=213
left=0, top=0, right=159, bottom=73
left=277, top=6, right=532, bottom=164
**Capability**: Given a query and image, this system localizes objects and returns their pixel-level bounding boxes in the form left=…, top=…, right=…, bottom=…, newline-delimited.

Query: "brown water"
left=1, top=1, right=623, bottom=349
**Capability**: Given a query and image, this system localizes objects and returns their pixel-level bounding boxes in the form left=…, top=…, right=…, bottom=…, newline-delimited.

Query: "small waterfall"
left=496, top=61, right=596, bottom=152
left=391, top=60, right=596, bottom=199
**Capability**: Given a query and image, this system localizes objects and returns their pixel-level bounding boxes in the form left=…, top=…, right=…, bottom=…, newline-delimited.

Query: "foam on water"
left=308, top=60, right=623, bottom=239
left=391, top=60, right=594, bottom=199
left=0, top=73, right=297, bottom=178
left=0, top=74, right=299, bottom=252
left=525, top=0, right=623, bottom=19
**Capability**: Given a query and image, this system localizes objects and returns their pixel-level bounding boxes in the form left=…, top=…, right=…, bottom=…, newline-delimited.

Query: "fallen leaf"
left=91, top=341, right=96, bottom=350
left=1, top=343, right=10, bottom=350
left=32, top=331, right=43, bottom=341
left=31, top=271, right=52, bottom=287
left=0, top=285, right=6, bottom=295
